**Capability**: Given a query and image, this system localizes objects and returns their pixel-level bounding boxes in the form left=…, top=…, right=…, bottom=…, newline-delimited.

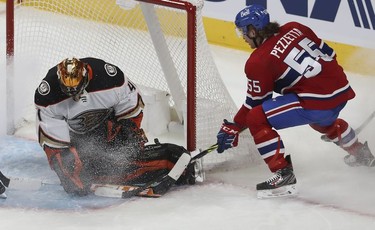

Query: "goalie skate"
left=256, top=166, right=298, bottom=199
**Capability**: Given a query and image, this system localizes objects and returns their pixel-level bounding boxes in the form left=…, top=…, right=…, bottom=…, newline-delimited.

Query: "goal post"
left=5, top=0, right=14, bottom=135
left=5, top=0, right=260, bottom=168
left=139, top=1, right=195, bottom=141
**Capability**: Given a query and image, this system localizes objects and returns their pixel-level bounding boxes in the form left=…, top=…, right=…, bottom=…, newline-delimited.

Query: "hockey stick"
left=190, top=144, right=219, bottom=162
left=355, top=110, right=375, bottom=135
left=6, top=176, right=166, bottom=198
left=190, top=128, right=247, bottom=161
left=189, top=128, right=247, bottom=163
left=7, top=177, right=60, bottom=191
left=321, top=109, right=375, bottom=142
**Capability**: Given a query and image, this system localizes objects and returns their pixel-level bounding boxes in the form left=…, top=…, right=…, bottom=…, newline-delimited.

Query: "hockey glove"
left=216, top=119, right=241, bottom=153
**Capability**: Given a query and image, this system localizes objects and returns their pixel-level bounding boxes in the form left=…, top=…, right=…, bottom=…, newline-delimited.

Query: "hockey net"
left=5, top=0, right=260, bottom=169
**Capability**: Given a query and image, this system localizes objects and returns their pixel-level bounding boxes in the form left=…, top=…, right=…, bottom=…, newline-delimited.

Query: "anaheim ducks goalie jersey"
left=34, top=57, right=144, bottom=149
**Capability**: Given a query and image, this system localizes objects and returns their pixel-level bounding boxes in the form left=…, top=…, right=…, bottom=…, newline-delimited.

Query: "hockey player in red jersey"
left=35, top=57, right=197, bottom=196
left=216, top=5, right=374, bottom=198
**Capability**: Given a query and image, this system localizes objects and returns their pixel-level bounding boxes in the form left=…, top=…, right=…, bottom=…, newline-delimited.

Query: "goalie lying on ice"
left=34, top=57, right=200, bottom=196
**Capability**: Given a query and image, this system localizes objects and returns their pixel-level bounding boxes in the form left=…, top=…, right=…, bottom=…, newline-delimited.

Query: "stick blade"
left=94, top=186, right=124, bottom=198
left=92, top=184, right=161, bottom=198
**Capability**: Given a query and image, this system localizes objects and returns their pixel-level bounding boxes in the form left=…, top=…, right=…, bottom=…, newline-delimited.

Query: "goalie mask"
left=57, top=58, right=89, bottom=98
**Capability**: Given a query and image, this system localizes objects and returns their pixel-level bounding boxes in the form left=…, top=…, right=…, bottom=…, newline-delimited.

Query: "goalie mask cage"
left=5, top=0, right=260, bottom=169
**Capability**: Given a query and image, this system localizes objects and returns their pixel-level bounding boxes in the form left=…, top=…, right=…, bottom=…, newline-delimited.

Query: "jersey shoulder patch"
left=37, top=80, right=51, bottom=96
left=83, top=58, right=125, bottom=92
left=104, top=63, right=118, bottom=76
left=34, top=66, right=69, bottom=107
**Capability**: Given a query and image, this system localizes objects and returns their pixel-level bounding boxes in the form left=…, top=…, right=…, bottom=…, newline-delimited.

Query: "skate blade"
left=0, top=193, right=7, bottom=199
left=257, top=184, right=298, bottom=199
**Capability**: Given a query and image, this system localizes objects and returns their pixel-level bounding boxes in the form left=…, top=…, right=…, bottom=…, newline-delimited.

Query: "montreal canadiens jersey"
left=243, top=21, right=355, bottom=110
left=34, top=57, right=144, bottom=149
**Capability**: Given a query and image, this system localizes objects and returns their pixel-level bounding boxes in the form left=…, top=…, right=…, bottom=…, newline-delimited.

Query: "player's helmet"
left=235, top=4, right=270, bottom=34
left=57, top=58, right=89, bottom=97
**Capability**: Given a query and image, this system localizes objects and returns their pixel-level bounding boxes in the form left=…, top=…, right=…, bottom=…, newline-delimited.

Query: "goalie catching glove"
left=216, top=119, right=242, bottom=153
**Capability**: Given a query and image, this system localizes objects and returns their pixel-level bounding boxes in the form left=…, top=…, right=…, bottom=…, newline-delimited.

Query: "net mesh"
left=10, top=0, right=260, bottom=169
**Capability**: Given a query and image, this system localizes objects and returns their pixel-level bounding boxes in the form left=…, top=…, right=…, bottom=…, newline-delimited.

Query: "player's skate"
left=256, top=165, right=297, bottom=199
left=344, top=141, right=375, bottom=167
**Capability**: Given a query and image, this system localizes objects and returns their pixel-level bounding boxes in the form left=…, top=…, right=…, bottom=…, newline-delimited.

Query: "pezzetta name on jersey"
left=270, top=28, right=303, bottom=59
